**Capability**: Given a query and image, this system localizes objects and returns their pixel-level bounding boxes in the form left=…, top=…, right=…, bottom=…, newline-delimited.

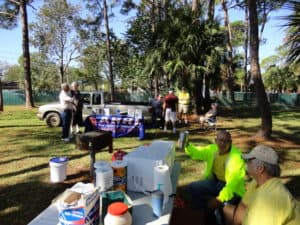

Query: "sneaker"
left=61, top=138, right=70, bottom=142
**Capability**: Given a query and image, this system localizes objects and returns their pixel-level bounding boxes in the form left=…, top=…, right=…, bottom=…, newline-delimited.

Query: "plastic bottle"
left=104, top=202, right=132, bottom=225
left=151, top=184, right=164, bottom=217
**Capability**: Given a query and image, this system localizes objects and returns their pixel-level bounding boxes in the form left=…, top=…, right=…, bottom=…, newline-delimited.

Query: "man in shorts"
left=163, top=89, right=178, bottom=133
left=178, top=87, right=190, bottom=125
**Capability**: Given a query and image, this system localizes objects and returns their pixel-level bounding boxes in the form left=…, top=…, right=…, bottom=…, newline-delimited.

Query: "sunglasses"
left=215, top=138, right=231, bottom=144
left=245, top=158, right=256, bottom=163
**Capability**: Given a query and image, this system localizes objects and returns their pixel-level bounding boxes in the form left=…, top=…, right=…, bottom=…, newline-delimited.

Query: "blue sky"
left=0, top=4, right=289, bottom=66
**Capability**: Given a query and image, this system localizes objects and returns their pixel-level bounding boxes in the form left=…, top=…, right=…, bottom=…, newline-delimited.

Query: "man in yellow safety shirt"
left=185, top=130, right=246, bottom=217
left=178, top=87, right=190, bottom=125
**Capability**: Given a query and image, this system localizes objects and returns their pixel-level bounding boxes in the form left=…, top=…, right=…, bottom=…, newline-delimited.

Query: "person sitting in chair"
left=200, top=103, right=218, bottom=128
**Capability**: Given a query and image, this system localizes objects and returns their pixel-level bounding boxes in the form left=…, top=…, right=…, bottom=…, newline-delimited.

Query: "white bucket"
left=94, top=161, right=110, bottom=170
left=95, top=166, right=113, bottom=192
left=49, top=157, right=68, bottom=183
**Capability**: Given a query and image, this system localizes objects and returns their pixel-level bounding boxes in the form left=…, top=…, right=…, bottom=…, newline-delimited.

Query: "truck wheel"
left=45, top=112, right=61, bottom=127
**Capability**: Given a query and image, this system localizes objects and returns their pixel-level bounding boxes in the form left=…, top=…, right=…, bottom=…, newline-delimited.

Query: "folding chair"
left=203, top=117, right=217, bottom=132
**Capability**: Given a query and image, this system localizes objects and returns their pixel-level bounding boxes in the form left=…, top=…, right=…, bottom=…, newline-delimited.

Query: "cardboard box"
left=123, top=140, right=175, bottom=192
left=57, top=182, right=100, bottom=225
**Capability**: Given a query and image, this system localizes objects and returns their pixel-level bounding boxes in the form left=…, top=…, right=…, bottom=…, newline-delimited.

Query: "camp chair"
left=203, top=117, right=217, bottom=132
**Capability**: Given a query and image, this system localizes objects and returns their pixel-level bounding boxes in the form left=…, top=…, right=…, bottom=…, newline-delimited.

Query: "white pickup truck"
left=37, top=91, right=152, bottom=127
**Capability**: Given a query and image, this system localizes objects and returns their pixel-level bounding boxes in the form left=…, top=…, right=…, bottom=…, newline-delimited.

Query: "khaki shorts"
left=165, top=108, right=177, bottom=122
left=178, top=104, right=189, bottom=114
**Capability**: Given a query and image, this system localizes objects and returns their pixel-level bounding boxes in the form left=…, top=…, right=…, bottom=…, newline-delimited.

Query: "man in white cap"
left=222, top=145, right=300, bottom=225
left=59, top=83, right=74, bottom=141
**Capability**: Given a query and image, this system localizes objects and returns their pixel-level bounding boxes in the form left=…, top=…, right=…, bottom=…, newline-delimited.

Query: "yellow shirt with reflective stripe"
left=242, top=178, right=300, bottom=225
left=213, top=152, right=229, bottom=182
left=178, top=92, right=190, bottom=105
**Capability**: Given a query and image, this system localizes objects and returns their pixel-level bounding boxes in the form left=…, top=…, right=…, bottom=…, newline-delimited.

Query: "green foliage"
left=261, top=55, right=281, bottom=70
left=263, top=65, right=299, bottom=92
left=282, top=0, right=300, bottom=65
left=30, top=53, right=60, bottom=91
left=79, top=44, right=106, bottom=89
left=0, top=0, right=20, bottom=29
left=126, top=5, right=226, bottom=90
left=3, top=65, right=22, bottom=82
left=230, top=20, right=246, bottom=47
left=30, top=0, right=80, bottom=82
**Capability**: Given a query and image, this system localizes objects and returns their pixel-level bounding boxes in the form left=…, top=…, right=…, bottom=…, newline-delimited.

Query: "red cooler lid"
left=108, top=202, right=128, bottom=216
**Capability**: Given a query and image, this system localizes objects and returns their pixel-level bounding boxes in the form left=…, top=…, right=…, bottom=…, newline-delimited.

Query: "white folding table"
left=28, top=162, right=181, bottom=225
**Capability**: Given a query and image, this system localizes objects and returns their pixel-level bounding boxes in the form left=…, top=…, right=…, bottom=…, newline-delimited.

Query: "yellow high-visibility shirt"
left=213, top=152, right=230, bottom=182
left=242, top=178, right=300, bottom=225
left=179, top=92, right=190, bottom=105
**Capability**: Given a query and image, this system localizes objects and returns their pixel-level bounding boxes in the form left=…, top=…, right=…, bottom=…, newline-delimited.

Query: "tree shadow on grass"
left=0, top=124, right=45, bottom=128
left=0, top=153, right=87, bottom=179
left=0, top=167, right=92, bottom=225
left=283, top=175, right=300, bottom=200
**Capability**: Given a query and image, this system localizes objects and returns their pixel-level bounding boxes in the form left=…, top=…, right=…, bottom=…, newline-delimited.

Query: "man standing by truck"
left=70, top=81, right=83, bottom=134
left=59, top=83, right=74, bottom=141
left=163, top=89, right=178, bottom=133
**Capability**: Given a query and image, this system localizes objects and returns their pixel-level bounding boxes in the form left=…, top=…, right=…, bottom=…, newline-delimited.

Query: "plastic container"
left=104, top=202, right=132, bottom=225
left=94, top=161, right=110, bottom=170
left=111, top=160, right=127, bottom=192
left=95, top=166, right=113, bottom=192
left=178, top=131, right=189, bottom=151
left=151, top=184, right=164, bottom=217
left=49, top=157, right=68, bottom=183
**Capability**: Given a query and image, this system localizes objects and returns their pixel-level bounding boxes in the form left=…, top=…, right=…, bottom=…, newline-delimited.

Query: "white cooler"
left=123, top=140, right=175, bottom=192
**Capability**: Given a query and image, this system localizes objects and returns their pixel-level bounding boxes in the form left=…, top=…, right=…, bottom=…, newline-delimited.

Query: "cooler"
left=123, top=140, right=175, bottom=192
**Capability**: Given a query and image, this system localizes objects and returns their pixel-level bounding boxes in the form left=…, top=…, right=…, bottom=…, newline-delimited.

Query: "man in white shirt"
left=59, top=83, right=74, bottom=141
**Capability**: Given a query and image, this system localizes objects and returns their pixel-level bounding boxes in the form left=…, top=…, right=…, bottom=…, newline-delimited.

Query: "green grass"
left=0, top=106, right=300, bottom=224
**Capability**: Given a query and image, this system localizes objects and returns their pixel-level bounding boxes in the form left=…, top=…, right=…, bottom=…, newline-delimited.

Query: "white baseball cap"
left=243, top=145, right=279, bottom=165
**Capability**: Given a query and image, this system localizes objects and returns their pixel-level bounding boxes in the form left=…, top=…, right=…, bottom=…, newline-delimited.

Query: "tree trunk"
left=204, top=75, right=211, bottom=111
left=103, top=0, right=115, bottom=102
left=222, top=0, right=234, bottom=101
left=192, top=0, right=199, bottom=13
left=243, top=4, right=249, bottom=91
left=20, top=0, right=34, bottom=108
left=248, top=0, right=272, bottom=139
left=154, top=76, right=159, bottom=97
left=60, top=57, right=64, bottom=84
left=207, top=0, right=215, bottom=22
left=193, top=74, right=204, bottom=114
left=0, top=78, right=3, bottom=112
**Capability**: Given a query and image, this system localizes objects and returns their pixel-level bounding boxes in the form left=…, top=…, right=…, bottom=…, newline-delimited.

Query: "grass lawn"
left=0, top=105, right=299, bottom=225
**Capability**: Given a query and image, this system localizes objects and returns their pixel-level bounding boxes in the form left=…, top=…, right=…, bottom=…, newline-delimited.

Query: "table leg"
left=88, top=142, right=95, bottom=177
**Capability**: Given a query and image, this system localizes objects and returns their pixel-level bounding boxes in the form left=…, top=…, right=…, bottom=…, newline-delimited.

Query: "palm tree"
left=283, top=0, right=300, bottom=65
